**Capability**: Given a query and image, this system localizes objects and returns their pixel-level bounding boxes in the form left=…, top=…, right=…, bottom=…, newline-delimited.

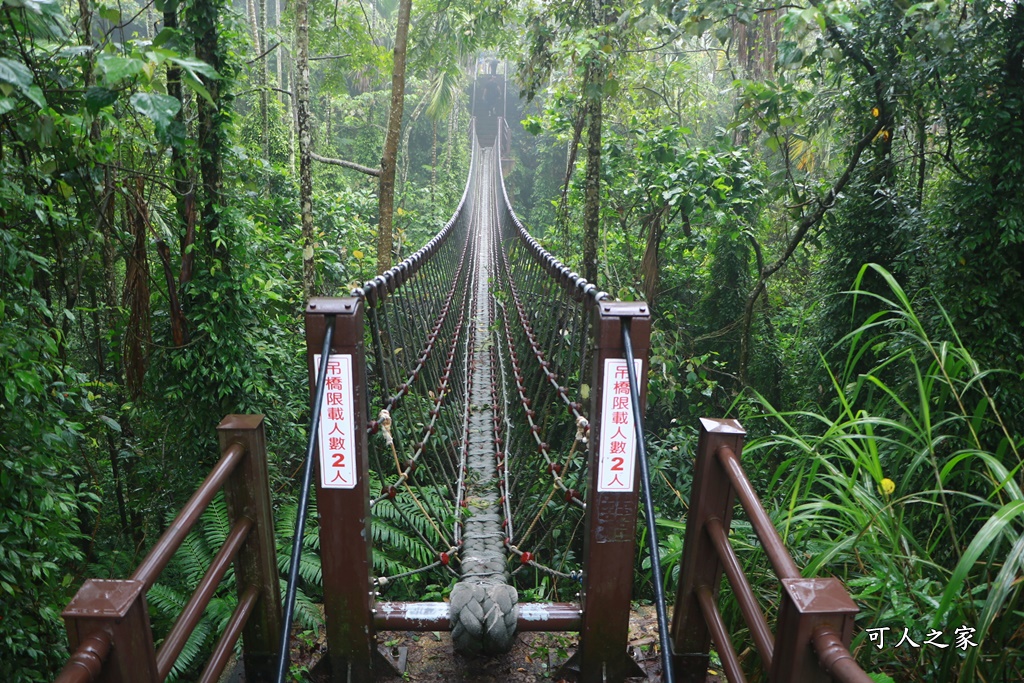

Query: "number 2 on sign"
left=332, top=453, right=345, bottom=468
left=611, top=457, right=624, bottom=471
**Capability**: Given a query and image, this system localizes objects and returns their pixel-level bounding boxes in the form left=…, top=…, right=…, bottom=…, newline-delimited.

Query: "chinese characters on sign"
left=314, top=353, right=356, bottom=489
left=597, top=358, right=643, bottom=493
left=864, top=626, right=978, bottom=650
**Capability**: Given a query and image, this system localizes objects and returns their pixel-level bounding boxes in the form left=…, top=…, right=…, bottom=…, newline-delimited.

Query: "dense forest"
left=2, top=0, right=1023, bottom=680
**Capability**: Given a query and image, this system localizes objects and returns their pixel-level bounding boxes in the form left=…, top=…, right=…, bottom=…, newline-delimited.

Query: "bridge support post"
left=61, top=579, right=159, bottom=683
left=670, top=418, right=746, bottom=682
left=305, top=298, right=375, bottom=682
left=217, top=414, right=281, bottom=681
left=576, top=301, right=650, bottom=683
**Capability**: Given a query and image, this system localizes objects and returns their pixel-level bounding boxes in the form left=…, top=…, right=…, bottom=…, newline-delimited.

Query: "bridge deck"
left=449, top=145, right=519, bottom=655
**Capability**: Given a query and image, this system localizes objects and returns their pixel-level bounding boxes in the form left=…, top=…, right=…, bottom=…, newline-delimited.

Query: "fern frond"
left=148, top=582, right=187, bottom=617
left=178, top=529, right=213, bottom=588
left=165, top=617, right=211, bottom=682
left=201, top=494, right=231, bottom=551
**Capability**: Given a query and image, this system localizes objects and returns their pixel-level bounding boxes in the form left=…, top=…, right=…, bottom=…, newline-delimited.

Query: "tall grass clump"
left=736, top=264, right=1023, bottom=682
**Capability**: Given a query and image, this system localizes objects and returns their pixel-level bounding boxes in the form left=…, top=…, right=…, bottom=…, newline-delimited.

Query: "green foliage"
left=0, top=233, right=96, bottom=679
left=734, top=266, right=1024, bottom=681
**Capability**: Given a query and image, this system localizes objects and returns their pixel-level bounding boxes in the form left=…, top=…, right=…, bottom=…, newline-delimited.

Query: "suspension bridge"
left=54, top=99, right=874, bottom=683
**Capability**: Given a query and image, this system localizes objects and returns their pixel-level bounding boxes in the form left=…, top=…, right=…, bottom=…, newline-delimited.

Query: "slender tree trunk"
left=582, top=86, right=601, bottom=285
left=259, top=0, right=269, bottom=169
left=640, top=206, right=668, bottom=306
left=444, top=105, right=454, bottom=177
left=99, top=170, right=119, bottom=375
left=288, top=53, right=296, bottom=172
left=162, top=2, right=192, bottom=342
left=431, top=119, right=437, bottom=205
left=275, top=0, right=283, bottom=93
left=247, top=0, right=261, bottom=54
left=398, top=91, right=428, bottom=205
left=916, top=104, right=926, bottom=208
left=296, top=0, right=315, bottom=298
left=376, top=0, right=412, bottom=275
left=325, top=95, right=332, bottom=146
left=123, top=178, right=152, bottom=398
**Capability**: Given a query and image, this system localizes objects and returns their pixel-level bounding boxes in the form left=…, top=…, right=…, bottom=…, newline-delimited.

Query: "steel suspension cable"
left=275, top=315, right=335, bottom=683
left=623, top=318, right=674, bottom=683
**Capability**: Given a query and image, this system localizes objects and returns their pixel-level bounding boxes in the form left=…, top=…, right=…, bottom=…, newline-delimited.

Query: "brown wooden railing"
left=671, top=418, right=873, bottom=683
left=55, top=415, right=281, bottom=683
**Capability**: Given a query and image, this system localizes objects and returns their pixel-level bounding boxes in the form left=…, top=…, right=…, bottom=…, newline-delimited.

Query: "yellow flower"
left=871, top=107, right=880, bottom=117
left=881, top=478, right=896, bottom=495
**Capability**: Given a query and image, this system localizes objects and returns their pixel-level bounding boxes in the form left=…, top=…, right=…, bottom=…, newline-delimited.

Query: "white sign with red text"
left=314, top=353, right=356, bottom=489
left=597, top=358, right=643, bottom=492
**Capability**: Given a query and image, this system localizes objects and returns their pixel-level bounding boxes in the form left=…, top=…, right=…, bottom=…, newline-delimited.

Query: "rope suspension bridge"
left=54, top=92, right=874, bottom=683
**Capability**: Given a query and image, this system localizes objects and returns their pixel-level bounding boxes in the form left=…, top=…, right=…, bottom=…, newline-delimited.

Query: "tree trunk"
left=275, top=0, right=283, bottom=92
left=431, top=119, right=437, bottom=205
left=582, top=83, right=601, bottom=285
left=247, top=0, right=261, bottom=54
left=194, top=0, right=228, bottom=267
left=296, top=0, right=315, bottom=299
left=287, top=52, right=296, bottom=172
left=640, top=206, right=668, bottom=306
left=259, top=0, right=269, bottom=170
left=399, top=92, right=428, bottom=197
left=163, top=1, right=192, bottom=342
left=376, top=0, right=412, bottom=275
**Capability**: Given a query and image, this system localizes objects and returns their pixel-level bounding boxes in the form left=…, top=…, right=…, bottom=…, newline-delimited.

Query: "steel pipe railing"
left=705, top=516, right=775, bottom=668
left=131, top=442, right=245, bottom=590
left=275, top=314, right=335, bottom=682
left=198, top=585, right=260, bottom=683
left=623, top=319, right=674, bottom=682
left=715, top=444, right=801, bottom=581
left=157, top=516, right=253, bottom=679
left=672, top=418, right=869, bottom=683
left=57, top=416, right=279, bottom=683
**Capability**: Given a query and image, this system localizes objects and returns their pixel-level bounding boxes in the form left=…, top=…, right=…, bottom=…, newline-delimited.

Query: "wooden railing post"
left=576, top=301, right=650, bottom=682
left=671, top=418, right=746, bottom=681
left=770, top=578, right=859, bottom=683
left=217, top=414, right=281, bottom=682
left=61, top=579, right=158, bottom=683
left=304, top=297, right=375, bottom=681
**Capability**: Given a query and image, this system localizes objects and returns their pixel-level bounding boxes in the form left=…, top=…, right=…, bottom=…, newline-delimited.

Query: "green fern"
left=148, top=495, right=239, bottom=681
left=149, top=493, right=325, bottom=680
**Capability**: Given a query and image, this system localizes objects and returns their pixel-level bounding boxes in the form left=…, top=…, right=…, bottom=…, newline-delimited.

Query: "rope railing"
left=491, top=120, right=599, bottom=579
left=56, top=416, right=279, bottom=683
left=358, top=123, right=479, bottom=585
left=492, top=119, right=658, bottom=681
left=298, top=121, right=484, bottom=677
